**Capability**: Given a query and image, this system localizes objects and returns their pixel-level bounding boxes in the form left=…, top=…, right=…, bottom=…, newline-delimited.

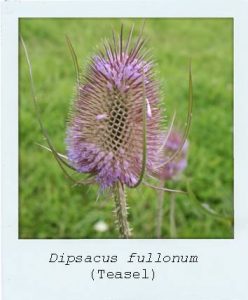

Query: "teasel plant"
left=21, top=23, right=193, bottom=239
left=150, top=129, right=189, bottom=238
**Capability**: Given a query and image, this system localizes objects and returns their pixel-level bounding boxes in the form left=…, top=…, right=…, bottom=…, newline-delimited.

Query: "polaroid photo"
left=1, top=0, right=248, bottom=299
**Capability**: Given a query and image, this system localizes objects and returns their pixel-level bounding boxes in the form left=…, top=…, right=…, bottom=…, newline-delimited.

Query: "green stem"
left=156, top=181, right=165, bottom=238
left=169, top=193, right=177, bottom=238
left=113, top=181, right=131, bottom=238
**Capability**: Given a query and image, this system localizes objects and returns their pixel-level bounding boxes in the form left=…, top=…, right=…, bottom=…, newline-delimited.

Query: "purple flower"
left=150, top=130, right=189, bottom=181
left=66, top=27, right=162, bottom=189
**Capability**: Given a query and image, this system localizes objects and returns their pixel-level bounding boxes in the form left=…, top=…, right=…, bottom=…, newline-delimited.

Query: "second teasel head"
left=150, top=130, right=189, bottom=181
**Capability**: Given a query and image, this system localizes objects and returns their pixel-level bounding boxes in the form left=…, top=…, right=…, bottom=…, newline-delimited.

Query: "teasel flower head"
left=66, top=26, right=163, bottom=190
left=150, top=130, right=189, bottom=181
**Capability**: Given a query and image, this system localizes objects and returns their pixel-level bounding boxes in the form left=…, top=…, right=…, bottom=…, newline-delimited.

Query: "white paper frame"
left=1, top=1, right=248, bottom=299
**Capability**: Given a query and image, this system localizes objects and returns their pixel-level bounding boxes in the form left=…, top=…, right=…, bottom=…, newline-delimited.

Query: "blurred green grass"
left=19, top=18, right=233, bottom=238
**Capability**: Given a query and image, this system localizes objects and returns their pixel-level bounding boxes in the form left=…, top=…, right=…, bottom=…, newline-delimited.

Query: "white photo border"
left=1, top=1, right=248, bottom=299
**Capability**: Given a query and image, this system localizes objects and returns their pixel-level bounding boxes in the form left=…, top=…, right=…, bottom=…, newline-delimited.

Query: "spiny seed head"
left=66, top=26, right=162, bottom=189
left=151, top=130, right=189, bottom=181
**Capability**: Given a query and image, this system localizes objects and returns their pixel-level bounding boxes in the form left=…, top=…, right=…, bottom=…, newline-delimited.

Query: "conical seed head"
left=66, top=27, right=162, bottom=189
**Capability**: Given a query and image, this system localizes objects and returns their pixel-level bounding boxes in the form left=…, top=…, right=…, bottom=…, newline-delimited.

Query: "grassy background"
left=19, top=18, right=233, bottom=238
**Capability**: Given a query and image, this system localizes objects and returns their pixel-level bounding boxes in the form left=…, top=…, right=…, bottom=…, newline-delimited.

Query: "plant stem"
left=113, top=181, right=131, bottom=238
left=169, top=193, right=177, bottom=238
left=156, top=180, right=165, bottom=238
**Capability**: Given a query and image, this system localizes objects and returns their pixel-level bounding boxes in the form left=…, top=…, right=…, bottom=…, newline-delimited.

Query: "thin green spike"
left=21, top=36, right=89, bottom=185
left=119, top=23, right=123, bottom=59
left=65, top=35, right=80, bottom=85
left=124, top=24, right=134, bottom=54
left=186, top=181, right=233, bottom=222
left=158, top=110, right=176, bottom=153
left=143, top=181, right=186, bottom=194
left=157, top=60, right=193, bottom=169
left=130, top=68, right=147, bottom=188
left=35, top=143, right=77, bottom=171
